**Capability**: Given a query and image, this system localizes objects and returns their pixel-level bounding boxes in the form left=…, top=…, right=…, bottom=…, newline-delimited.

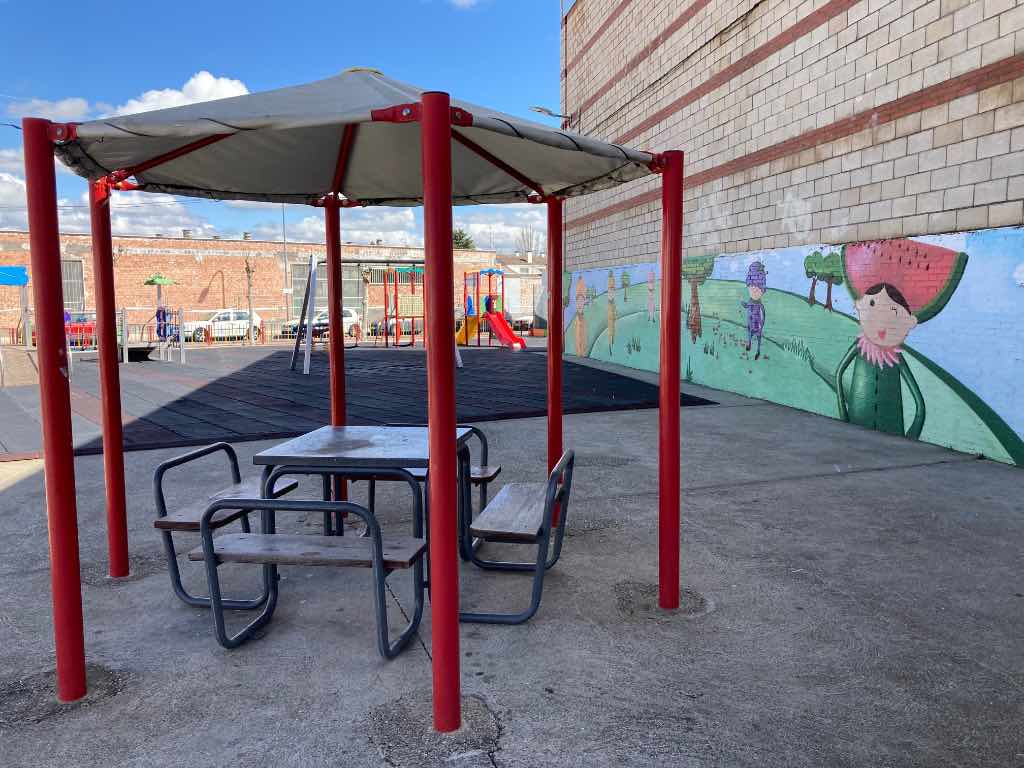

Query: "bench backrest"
left=544, top=449, right=575, bottom=527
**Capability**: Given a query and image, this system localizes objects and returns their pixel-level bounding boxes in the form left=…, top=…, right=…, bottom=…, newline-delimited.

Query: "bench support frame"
left=460, top=451, right=575, bottom=625
left=154, top=443, right=276, bottom=610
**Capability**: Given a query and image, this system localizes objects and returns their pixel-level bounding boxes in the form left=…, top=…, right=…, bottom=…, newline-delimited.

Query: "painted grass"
left=566, top=278, right=1024, bottom=465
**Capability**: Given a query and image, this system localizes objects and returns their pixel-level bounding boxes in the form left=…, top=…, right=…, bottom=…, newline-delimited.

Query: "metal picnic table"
left=253, top=425, right=476, bottom=562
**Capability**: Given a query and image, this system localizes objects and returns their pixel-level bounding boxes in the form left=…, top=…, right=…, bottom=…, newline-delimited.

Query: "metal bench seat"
left=154, top=476, right=298, bottom=532
left=191, top=498, right=424, bottom=658
left=470, top=464, right=502, bottom=484
left=153, top=442, right=299, bottom=611
left=469, top=483, right=547, bottom=543
left=460, top=451, right=575, bottom=626
left=188, top=532, right=425, bottom=569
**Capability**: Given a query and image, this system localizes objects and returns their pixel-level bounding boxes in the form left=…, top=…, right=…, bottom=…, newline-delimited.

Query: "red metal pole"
left=22, top=117, right=87, bottom=702
left=658, top=150, right=684, bottom=610
left=325, top=203, right=348, bottom=505
left=325, top=200, right=345, bottom=427
left=394, top=268, right=401, bottom=345
left=546, top=198, right=564, bottom=476
left=410, top=270, right=416, bottom=347
left=421, top=91, right=461, bottom=733
left=383, top=271, right=390, bottom=348
left=89, top=180, right=129, bottom=578
left=475, top=273, right=480, bottom=346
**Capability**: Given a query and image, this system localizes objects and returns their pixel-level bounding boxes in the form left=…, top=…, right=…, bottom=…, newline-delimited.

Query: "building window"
left=61, top=260, right=85, bottom=312
left=367, top=266, right=416, bottom=285
left=290, top=260, right=364, bottom=316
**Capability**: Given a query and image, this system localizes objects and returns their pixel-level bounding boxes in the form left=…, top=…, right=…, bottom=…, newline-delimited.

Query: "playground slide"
left=455, top=315, right=479, bottom=346
left=484, top=312, right=527, bottom=350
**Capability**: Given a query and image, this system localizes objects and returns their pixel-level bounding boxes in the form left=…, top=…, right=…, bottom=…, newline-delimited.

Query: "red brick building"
left=0, top=230, right=496, bottom=333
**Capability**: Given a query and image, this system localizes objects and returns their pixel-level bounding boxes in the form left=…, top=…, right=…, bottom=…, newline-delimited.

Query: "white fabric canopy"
left=55, top=68, right=654, bottom=206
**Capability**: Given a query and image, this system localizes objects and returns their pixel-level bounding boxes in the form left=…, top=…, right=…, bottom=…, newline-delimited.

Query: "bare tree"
left=244, top=257, right=256, bottom=344
left=517, top=224, right=539, bottom=256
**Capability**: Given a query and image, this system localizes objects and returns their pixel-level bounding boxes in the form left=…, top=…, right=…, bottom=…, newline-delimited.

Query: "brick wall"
left=563, top=0, right=1024, bottom=266
left=561, top=0, right=1024, bottom=466
left=0, top=231, right=495, bottom=329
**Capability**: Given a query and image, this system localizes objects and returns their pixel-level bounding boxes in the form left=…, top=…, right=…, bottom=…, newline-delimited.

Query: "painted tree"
left=820, top=251, right=844, bottom=311
left=621, top=271, right=631, bottom=301
left=681, top=254, right=716, bottom=341
left=804, top=251, right=823, bottom=305
left=452, top=228, right=475, bottom=249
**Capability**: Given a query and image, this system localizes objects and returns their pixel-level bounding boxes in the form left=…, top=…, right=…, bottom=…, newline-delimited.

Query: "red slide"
left=484, top=312, right=527, bottom=350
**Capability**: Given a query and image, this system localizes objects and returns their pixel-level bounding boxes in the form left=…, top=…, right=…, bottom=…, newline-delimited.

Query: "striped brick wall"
left=562, top=0, right=1024, bottom=269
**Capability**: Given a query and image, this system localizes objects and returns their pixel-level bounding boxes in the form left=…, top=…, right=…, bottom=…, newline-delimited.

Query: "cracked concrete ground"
left=1, top=370, right=1023, bottom=767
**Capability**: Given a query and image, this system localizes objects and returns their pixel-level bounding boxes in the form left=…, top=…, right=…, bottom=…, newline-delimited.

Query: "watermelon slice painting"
left=835, top=238, right=969, bottom=442
left=842, top=239, right=968, bottom=322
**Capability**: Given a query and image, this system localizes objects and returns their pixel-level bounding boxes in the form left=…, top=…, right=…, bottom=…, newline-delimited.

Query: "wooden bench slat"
left=398, top=465, right=500, bottom=483
left=187, top=533, right=426, bottom=569
left=470, top=483, right=547, bottom=544
left=154, top=477, right=298, bottom=532
left=470, top=465, right=501, bottom=483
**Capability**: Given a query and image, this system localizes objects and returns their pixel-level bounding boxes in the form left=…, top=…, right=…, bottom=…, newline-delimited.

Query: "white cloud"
left=0, top=172, right=28, bottom=230
left=109, top=71, right=249, bottom=116
left=252, top=207, right=423, bottom=246
left=0, top=171, right=214, bottom=237
left=0, top=148, right=22, bottom=175
left=3, top=97, right=92, bottom=122
left=1014, top=262, right=1024, bottom=287
left=0, top=148, right=72, bottom=176
left=4, top=71, right=249, bottom=123
left=450, top=0, right=479, bottom=6
left=454, top=203, right=546, bottom=253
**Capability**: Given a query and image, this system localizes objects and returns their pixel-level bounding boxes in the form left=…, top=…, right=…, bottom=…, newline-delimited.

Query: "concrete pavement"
left=1, top=379, right=1022, bottom=766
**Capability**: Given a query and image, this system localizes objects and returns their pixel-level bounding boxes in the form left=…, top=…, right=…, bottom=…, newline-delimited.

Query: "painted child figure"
left=575, top=273, right=588, bottom=357
left=606, top=270, right=617, bottom=353
left=741, top=261, right=767, bottom=360
left=647, top=269, right=657, bottom=323
left=836, top=239, right=968, bottom=440
left=836, top=283, right=924, bottom=438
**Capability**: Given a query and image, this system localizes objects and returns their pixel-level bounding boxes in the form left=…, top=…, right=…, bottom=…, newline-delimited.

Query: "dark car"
left=286, top=311, right=329, bottom=339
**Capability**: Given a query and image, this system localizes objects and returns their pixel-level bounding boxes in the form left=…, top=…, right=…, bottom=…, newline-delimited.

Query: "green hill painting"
left=564, top=231, right=1024, bottom=467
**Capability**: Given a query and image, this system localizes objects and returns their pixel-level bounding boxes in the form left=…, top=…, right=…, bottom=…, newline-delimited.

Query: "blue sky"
left=0, top=0, right=564, bottom=251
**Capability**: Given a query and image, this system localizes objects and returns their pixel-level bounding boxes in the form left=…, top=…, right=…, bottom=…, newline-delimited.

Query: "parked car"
left=181, top=309, right=263, bottom=343
left=286, top=308, right=360, bottom=338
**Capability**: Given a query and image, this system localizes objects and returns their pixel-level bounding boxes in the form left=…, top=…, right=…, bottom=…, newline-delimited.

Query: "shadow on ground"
left=0, top=346, right=714, bottom=456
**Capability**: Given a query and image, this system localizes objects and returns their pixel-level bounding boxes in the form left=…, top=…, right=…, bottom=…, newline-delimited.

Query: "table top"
left=253, top=425, right=472, bottom=468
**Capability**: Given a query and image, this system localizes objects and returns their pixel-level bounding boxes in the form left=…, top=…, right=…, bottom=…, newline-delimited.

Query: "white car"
left=183, top=309, right=263, bottom=342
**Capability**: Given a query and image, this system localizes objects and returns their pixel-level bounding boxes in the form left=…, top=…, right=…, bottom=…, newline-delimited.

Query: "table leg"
left=457, top=445, right=473, bottom=561
left=321, top=474, right=333, bottom=535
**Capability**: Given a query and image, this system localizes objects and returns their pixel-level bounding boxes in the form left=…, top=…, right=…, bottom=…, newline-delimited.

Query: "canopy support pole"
left=109, top=133, right=232, bottom=183
left=89, top=179, right=129, bottom=578
left=546, top=197, right=564, bottom=477
left=421, top=91, right=461, bottom=733
left=657, top=150, right=684, bottom=610
left=325, top=203, right=348, bottom=503
left=326, top=125, right=356, bottom=501
left=451, top=130, right=545, bottom=196
left=325, top=202, right=345, bottom=428
left=22, top=117, right=87, bottom=702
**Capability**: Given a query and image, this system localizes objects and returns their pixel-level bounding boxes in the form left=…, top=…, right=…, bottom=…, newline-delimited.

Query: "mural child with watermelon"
left=835, top=239, right=968, bottom=440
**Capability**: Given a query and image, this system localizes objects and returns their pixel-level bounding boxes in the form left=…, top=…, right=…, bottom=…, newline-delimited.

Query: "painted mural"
left=564, top=228, right=1024, bottom=466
